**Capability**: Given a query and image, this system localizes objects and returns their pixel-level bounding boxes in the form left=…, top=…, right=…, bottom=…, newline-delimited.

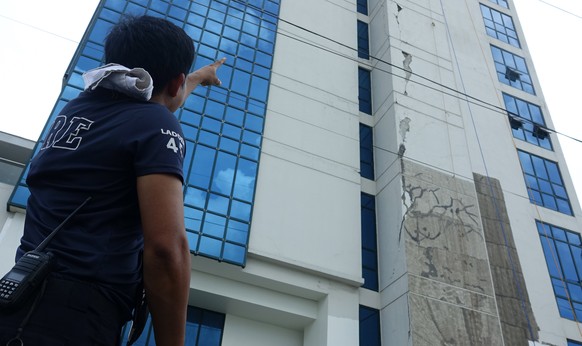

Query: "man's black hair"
left=105, top=15, right=195, bottom=95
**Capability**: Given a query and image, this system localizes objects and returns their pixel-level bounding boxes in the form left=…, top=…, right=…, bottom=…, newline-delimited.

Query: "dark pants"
left=0, top=276, right=129, bottom=346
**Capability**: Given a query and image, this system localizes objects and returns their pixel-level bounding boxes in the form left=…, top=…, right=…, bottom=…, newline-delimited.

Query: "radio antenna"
left=36, top=196, right=92, bottom=252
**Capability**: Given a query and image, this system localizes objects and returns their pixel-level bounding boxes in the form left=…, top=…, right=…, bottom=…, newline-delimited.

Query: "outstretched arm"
left=137, top=173, right=190, bottom=346
left=184, top=57, right=226, bottom=94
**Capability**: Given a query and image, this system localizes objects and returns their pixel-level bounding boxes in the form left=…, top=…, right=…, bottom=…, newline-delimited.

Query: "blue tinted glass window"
left=361, top=193, right=379, bottom=291
left=357, top=0, right=369, bottom=15
left=120, top=305, right=225, bottom=345
left=358, top=67, right=372, bottom=114
left=538, top=221, right=582, bottom=321
left=518, top=151, right=572, bottom=215
left=480, top=5, right=520, bottom=47
left=9, top=0, right=282, bottom=267
left=569, top=340, right=582, bottom=346
left=359, top=306, right=381, bottom=346
left=503, top=93, right=551, bottom=150
left=360, top=124, right=374, bottom=180
left=104, top=0, right=126, bottom=11
left=490, top=45, right=535, bottom=94
left=357, top=20, right=370, bottom=59
left=489, top=0, right=509, bottom=9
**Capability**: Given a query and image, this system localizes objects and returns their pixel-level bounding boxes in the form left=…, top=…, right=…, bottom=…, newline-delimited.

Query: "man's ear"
left=167, top=73, right=186, bottom=97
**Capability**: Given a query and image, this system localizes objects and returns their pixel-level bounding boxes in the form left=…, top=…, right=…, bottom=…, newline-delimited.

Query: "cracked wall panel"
left=401, top=176, right=486, bottom=253
left=404, top=160, right=476, bottom=197
left=386, top=3, right=452, bottom=71
left=409, top=293, right=503, bottom=346
left=401, top=202, right=485, bottom=259
left=409, top=274, right=497, bottom=315
left=406, top=242, right=495, bottom=296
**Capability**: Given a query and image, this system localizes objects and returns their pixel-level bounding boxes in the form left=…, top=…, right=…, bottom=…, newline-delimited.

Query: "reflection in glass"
left=9, top=0, right=281, bottom=267
left=211, top=152, right=237, bottom=195
left=207, top=193, right=230, bottom=216
left=538, top=221, right=582, bottom=321
left=233, top=159, right=257, bottom=202
left=231, top=200, right=251, bottom=222
left=518, top=150, right=572, bottom=215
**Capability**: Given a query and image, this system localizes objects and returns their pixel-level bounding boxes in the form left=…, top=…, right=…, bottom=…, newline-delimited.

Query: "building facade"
left=1, top=0, right=582, bottom=345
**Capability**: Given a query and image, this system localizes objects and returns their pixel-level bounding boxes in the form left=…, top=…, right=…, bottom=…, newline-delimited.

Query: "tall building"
left=1, top=0, right=581, bottom=345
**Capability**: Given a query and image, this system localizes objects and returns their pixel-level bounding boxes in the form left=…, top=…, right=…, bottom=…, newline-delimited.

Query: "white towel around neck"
left=82, top=63, right=154, bottom=101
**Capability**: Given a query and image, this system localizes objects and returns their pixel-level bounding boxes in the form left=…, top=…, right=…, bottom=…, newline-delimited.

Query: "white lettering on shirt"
left=161, top=128, right=184, bottom=157
left=41, top=115, right=94, bottom=151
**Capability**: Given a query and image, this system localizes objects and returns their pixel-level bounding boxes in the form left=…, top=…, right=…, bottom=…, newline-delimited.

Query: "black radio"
left=0, top=251, right=54, bottom=309
left=0, top=197, right=91, bottom=310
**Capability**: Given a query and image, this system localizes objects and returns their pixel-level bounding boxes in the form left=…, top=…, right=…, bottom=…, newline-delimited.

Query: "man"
left=0, top=15, right=224, bottom=345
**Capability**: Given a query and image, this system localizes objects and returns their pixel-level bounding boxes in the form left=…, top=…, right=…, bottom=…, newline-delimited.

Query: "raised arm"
left=137, top=173, right=190, bottom=346
left=184, top=57, right=226, bottom=94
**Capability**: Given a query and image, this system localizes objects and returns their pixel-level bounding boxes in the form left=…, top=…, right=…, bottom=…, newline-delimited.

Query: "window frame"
left=518, top=150, right=572, bottom=215
left=537, top=221, right=582, bottom=321
left=358, top=67, right=372, bottom=115
left=480, top=4, right=520, bottom=48
left=359, top=305, right=381, bottom=346
left=490, top=45, right=535, bottom=94
left=359, top=124, right=375, bottom=180
left=357, top=20, right=370, bottom=60
left=361, top=192, right=379, bottom=291
left=502, top=93, right=552, bottom=150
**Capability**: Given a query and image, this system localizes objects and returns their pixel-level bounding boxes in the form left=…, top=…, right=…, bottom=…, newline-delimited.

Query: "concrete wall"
left=367, top=0, right=581, bottom=344
left=2, top=0, right=582, bottom=345
left=250, top=0, right=361, bottom=284
left=189, top=0, right=365, bottom=344
left=475, top=173, right=539, bottom=345
left=0, top=183, right=24, bottom=275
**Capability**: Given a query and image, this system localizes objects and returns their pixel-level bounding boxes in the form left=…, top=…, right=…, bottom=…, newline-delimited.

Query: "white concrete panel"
left=0, top=213, right=24, bottom=275
left=0, top=183, right=24, bottom=275
left=264, top=81, right=359, bottom=170
left=326, top=315, right=359, bottom=346
left=275, top=0, right=357, bottom=103
left=221, top=314, right=303, bottom=346
left=381, top=293, right=411, bottom=346
left=250, top=151, right=362, bottom=282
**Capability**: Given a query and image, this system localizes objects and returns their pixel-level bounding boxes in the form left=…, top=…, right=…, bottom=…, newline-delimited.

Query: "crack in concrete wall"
left=399, top=117, right=411, bottom=142
left=402, top=51, right=413, bottom=95
left=393, top=160, right=504, bottom=345
left=398, top=178, right=481, bottom=245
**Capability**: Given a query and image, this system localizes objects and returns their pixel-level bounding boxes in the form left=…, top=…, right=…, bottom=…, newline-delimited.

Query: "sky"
left=0, top=0, right=581, bottom=200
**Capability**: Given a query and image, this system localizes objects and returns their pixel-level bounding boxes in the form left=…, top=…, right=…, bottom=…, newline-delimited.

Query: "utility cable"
left=441, top=0, right=535, bottom=340
left=229, top=0, right=582, bottom=145
left=463, top=0, right=582, bottom=337
left=536, top=0, right=582, bottom=20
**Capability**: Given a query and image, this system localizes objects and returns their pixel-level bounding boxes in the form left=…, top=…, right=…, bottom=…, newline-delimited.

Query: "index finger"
left=213, top=57, right=227, bottom=68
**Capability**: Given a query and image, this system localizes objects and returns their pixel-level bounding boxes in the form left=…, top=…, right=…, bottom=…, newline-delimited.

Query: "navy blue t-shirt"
left=17, top=88, right=185, bottom=313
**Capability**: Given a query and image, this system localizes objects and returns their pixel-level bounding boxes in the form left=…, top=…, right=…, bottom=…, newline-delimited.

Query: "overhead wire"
left=234, top=0, right=581, bottom=337
left=450, top=0, right=538, bottom=339
left=536, top=0, right=582, bottom=19
left=0, top=13, right=79, bottom=43
left=4, top=0, right=581, bottom=146
left=178, top=0, right=572, bottom=213
left=7, top=3, right=582, bottom=328
left=492, top=0, right=582, bottom=333
left=230, top=0, right=582, bottom=145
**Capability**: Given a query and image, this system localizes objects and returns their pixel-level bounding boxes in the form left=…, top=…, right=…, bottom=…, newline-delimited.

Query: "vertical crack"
left=403, top=51, right=412, bottom=95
